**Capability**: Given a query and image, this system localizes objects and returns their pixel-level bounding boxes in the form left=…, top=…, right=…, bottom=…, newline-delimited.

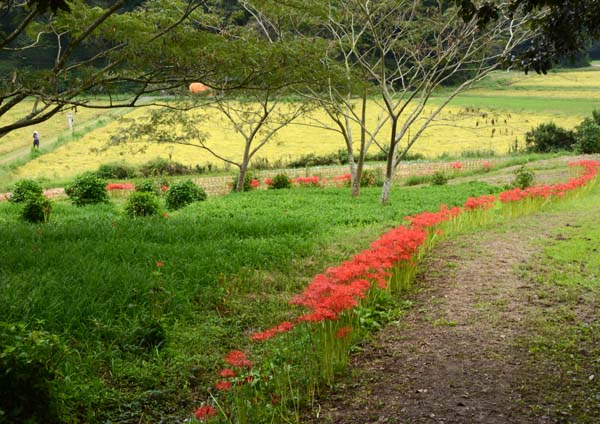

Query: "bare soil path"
left=305, top=199, right=600, bottom=423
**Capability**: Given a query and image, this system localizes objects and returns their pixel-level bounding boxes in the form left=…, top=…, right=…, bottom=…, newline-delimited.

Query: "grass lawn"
left=0, top=181, right=500, bottom=422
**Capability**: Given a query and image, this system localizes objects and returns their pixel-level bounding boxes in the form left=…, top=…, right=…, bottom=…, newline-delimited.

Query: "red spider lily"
left=264, top=178, right=273, bottom=186
left=293, top=176, right=320, bottom=187
left=215, top=380, right=232, bottom=391
left=251, top=179, right=260, bottom=188
left=335, top=326, right=352, bottom=339
left=219, top=368, right=236, bottom=378
left=106, top=183, right=135, bottom=191
left=155, top=261, right=164, bottom=267
left=161, top=185, right=169, bottom=192
left=451, top=162, right=463, bottom=170
left=482, top=161, right=492, bottom=171
left=244, top=375, right=255, bottom=384
left=194, top=405, right=217, bottom=421
left=225, top=350, right=252, bottom=368
left=250, top=321, right=295, bottom=342
left=463, top=194, right=496, bottom=211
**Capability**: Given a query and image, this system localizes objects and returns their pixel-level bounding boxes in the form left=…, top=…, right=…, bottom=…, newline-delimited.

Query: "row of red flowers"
left=194, top=160, right=599, bottom=421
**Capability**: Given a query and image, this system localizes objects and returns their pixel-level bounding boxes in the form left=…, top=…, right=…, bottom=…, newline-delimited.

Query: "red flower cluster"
left=106, top=183, right=135, bottom=191
left=250, top=321, right=295, bottom=341
left=404, top=204, right=462, bottom=228
left=464, top=194, right=496, bottom=211
left=333, top=173, right=351, bottom=186
left=225, top=350, right=252, bottom=368
left=293, top=176, right=321, bottom=187
left=451, top=162, right=463, bottom=170
left=482, top=161, right=492, bottom=171
left=500, top=161, right=599, bottom=203
left=251, top=179, right=260, bottom=188
left=215, top=380, right=232, bottom=391
left=194, top=405, right=217, bottom=421
left=263, top=178, right=273, bottom=186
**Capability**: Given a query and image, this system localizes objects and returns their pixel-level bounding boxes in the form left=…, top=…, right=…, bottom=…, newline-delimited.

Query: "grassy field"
left=5, top=67, right=599, bottom=183
left=0, top=180, right=501, bottom=422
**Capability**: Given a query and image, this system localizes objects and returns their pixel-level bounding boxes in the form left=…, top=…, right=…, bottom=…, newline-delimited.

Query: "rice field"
left=5, top=68, right=600, bottom=181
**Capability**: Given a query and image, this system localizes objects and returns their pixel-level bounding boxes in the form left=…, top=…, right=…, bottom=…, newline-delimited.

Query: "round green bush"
left=431, top=171, right=448, bottom=186
left=65, top=172, right=109, bottom=206
left=512, top=166, right=535, bottom=189
left=165, top=179, right=207, bottom=210
left=574, top=118, right=600, bottom=154
left=21, top=194, right=52, bottom=223
left=360, top=169, right=383, bottom=187
left=9, top=179, right=43, bottom=203
left=125, top=192, right=161, bottom=217
left=269, top=173, right=292, bottom=189
left=135, top=179, right=159, bottom=194
left=525, top=122, right=576, bottom=153
left=0, top=322, right=69, bottom=423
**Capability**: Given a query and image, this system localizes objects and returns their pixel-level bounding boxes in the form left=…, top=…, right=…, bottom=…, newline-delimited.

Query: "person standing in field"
left=32, top=130, right=40, bottom=149
left=68, top=112, right=74, bottom=132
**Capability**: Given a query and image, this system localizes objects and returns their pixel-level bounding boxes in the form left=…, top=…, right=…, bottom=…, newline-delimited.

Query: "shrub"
left=21, top=194, right=52, bottom=223
left=431, top=171, right=448, bottom=186
left=165, top=179, right=207, bottom=210
left=0, top=322, right=69, bottom=423
left=524, top=122, right=576, bottom=152
left=65, top=173, right=109, bottom=206
left=135, top=179, right=159, bottom=194
left=9, top=179, right=43, bottom=203
left=512, top=166, right=535, bottom=189
left=574, top=118, right=600, bottom=154
left=404, top=175, right=430, bottom=186
left=269, top=173, right=292, bottom=189
left=360, top=169, right=383, bottom=187
left=96, top=162, right=137, bottom=179
left=125, top=192, right=161, bottom=217
left=139, top=158, right=193, bottom=177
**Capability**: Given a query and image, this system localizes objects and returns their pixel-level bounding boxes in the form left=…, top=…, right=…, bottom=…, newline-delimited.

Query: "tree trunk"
left=235, top=163, right=247, bottom=192
left=380, top=155, right=394, bottom=205
left=352, top=90, right=368, bottom=198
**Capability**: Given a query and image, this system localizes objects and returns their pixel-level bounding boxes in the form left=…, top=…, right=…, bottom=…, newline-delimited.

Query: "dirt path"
left=305, top=204, right=598, bottom=423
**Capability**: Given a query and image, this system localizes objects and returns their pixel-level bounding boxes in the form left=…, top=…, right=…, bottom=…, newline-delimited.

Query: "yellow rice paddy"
left=6, top=69, right=600, bottom=181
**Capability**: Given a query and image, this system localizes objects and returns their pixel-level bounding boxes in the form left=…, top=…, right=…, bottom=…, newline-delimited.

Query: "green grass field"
left=0, top=181, right=500, bottom=422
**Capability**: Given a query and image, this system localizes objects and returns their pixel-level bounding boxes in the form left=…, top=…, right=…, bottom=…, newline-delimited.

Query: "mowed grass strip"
left=0, top=181, right=498, bottom=421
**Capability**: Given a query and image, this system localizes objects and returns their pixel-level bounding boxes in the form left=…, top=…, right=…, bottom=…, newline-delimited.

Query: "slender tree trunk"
left=381, top=118, right=398, bottom=205
left=352, top=91, right=368, bottom=197
left=236, top=140, right=252, bottom=192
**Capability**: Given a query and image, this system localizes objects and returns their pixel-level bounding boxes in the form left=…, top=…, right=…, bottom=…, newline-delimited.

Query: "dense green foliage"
left=65, top=173, right=109, bottom=206
left=0, top=322, right=69, bottom=423
left=96, top=162, right=138, bottom=179
left=525, top=122, right=576, bottom=152
left=9, top=179, right=44, bottom=203
left=431, top=171, right=449, bottom=185
left=512, top=166, right=536, bottom=189
left=574, top=118, right=600, bottom=154
left=0, top=181, right=500, bottom=422
left=125, top=192, right=161, bottom=217
left=21, top=194, right=52, bottom=223
left=269, top=173, right=292, bottom=189
left=165, top=179, right=207, bottom=210
left=134, top=179, right=159, bottom=194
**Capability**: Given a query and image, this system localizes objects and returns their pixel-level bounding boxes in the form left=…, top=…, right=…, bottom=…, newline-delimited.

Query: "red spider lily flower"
left=251, top=179, right=260, bottom=188
left=219, top=368, right=236, bottom=378
left=451, top=161, right=463, bottom=170
left=215, top=380, right=232, bottom=391
left=264, top=178, right=273, bottom=186
left=161, top=185, right=169, bottom=192
left=335, top=326, right=353, bottom=339
left=225, top=350, right=252, bottom=368
left=155, top=261, right=164, bottom=267
left=293, top=176, right=320, bottom=187
left=436, top=229, right=443, bottom=236
left=194, top=405, right=217, bottom=421
left=482, top=161, right=492, bottom=171
left=106, top=183, right=135, bottom=191
left=244, top=375, right=255, bottom=383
